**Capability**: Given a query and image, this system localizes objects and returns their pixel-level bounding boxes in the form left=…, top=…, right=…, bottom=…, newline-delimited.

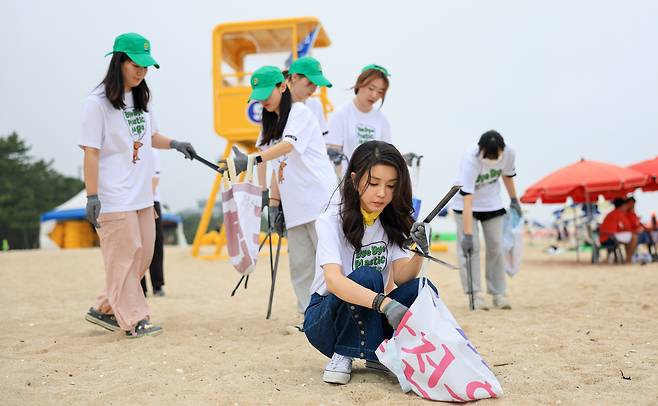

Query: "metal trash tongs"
left=406, top=185, right=462, bottom=270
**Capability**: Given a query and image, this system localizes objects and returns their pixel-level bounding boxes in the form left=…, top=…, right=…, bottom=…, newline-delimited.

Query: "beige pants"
left=94, top=206, right=155, bottom=331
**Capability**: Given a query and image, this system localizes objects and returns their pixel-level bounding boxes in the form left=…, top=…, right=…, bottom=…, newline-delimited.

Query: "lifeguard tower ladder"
left=192, top=17, right=333, bottom=259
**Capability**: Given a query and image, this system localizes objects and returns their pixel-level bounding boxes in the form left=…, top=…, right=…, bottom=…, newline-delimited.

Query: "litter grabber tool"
left=193, top=154, right=227, bottom=174
left=230, top=187, right=285, bottom=320
left=405, top=185, right=462, bottom=272
left=465, top=250, right=475, bottom=311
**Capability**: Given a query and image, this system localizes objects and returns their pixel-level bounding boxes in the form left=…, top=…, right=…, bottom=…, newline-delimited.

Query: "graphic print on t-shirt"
left=475, top=168, right=502, bottom=190
left=356, top=123, right=376, bottom=145
left=352, top=241, right=388, bottom=271
left=123, top=108, right=147, bottom=163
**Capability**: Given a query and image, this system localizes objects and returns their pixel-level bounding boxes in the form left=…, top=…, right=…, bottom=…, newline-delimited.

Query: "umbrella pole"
left=573, top=205, right=580, bottom=262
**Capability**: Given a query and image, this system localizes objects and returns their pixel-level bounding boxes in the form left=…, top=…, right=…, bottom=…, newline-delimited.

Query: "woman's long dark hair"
left=340, top=141, right=414, bottom=251
left=101, top=52, right=150, bottom=111
left=258, top=85, right=292, bottom=146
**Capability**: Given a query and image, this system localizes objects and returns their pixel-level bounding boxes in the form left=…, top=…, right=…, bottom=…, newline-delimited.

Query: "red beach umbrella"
left=628, top=156, right=658, bottom=192
left=521, top=159, right=648, bottom=204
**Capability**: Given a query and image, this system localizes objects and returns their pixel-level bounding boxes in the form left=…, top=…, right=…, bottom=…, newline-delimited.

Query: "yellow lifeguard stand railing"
left=192, top=17, right=333, bottom=259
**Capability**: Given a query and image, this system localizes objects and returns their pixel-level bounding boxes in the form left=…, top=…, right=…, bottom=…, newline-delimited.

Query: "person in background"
left=81, top=33, right=196, bottom=338
left=141, top=148, right=165, bottom=296
left=451, top=130, right=520, bottom=310
left=325, top=65, right=392, bottom=171
left=284, top=56, right=331, bottom=136
left=599, top=198, right=635, bottom=264
left=236, top=65, right=337, bottom=330
left=624, top=196, right=656, bottom=260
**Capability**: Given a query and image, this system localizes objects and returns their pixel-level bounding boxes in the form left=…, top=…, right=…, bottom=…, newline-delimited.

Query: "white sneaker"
left=493, top=294, right=512, bottom=310
left=466, top=293, right=489, bottom=310
left=473, top=293, right=490, bottom=310
left=323, top=353, right=353, bottom=384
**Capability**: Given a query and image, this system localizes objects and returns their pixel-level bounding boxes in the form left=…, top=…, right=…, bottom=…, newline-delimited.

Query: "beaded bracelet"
left=372, top=293, right=386, bottom=313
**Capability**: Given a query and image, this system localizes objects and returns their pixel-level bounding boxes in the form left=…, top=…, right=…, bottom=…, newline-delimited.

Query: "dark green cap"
left=105, top=32, right=160, bottom=69
left=249, top=66, right=285, bottom=101
left=289, top=56, right=332, bottom=87
left=361, top=64, right=390, bottom=77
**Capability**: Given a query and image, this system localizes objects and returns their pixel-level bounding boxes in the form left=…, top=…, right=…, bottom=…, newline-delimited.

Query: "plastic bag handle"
left=226, top=157, right=237, bottom=186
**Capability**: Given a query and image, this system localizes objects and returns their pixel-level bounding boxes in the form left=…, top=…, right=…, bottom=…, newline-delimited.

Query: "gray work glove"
left=326, top=147, right=345, bottom=166
left=510, top=197, right=522, bottom=217
left=461, top=234, right=474, bottom=256
left=269, top=205, right=286, bottom=235
left=410, top=221, right=429, bottom=254
left=86, top=194, right=101, bottom=228
left=170, top=140, right=197, bottom=159
left=231, top=146, right=249, bottom=175
left=382, top=299, right=409, bottom=330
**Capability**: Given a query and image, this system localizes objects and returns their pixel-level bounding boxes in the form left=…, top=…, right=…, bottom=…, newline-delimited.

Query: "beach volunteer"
left=451, top=130, right=520, bottom=310
left=326, top=64, right=392, bottom=167
left=233, top=65, right=337, bottom=324
left=303, top=141, right=432, bottom=385
left=284, top=56, right=331, bottom=136
left=80, top=33, right=196, bottom=338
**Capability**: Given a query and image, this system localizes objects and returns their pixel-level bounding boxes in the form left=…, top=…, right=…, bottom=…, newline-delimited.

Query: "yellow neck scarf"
left=361, top=207, right=382, bottom=226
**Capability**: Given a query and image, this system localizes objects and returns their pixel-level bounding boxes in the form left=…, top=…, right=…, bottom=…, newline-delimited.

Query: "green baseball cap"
left=249, top=66, right=285, bottom=101
left=105, top=32, right=160, bottom=69
left=289, top=56, right=332, bottom=87
left=361, top=64, right=390, bottom=77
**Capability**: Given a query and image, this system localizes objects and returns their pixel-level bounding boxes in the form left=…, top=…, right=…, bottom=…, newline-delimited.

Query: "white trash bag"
left=376, top=279, right=503, bottom=402
left=503, top=209, right=523, bottom=277
left=221, top=155, right=262, bottom=275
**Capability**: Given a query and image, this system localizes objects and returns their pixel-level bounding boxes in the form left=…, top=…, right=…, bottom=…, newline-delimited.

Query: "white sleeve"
left=326, top=108, right=345, bottom=147
left=153, top=149, right=161, bottom=177
left=281, top=104, right=314, bottom=154
left=381, top=115, right=393, bottom=143
left=503, top=147, right=516, bottom=177
left=307, top=99, right=329, bottom=136
left=149, top=106, right=159, bottom=135
left=79, top=98, right=104, bottom=150
left=315, top=214, right=343, bottom=268
left=389, top=242, right=410, bottom=262
left=458, top=152, right=479, bottom=195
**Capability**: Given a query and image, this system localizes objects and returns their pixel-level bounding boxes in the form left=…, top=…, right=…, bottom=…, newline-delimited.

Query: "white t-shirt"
left=79, top=86, right=157, bottom=213
left=152, top=149, right=161, bottom=203
left=450, top=144, right=517, bottom=212
left=311, top=205, right=410, bottom=296
left=305, top=98, right=329, bottom=136
left=257, top=102, right=337, bottom=228
left=326, top=100, right=393, bottom=161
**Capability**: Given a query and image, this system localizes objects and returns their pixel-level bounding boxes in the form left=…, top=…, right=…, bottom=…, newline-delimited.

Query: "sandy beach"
left=1, top=243, right=657, bottom=405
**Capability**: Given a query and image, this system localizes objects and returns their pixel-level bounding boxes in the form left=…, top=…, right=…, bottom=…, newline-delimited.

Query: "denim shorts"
left=303, top=266, right=437, bottom=361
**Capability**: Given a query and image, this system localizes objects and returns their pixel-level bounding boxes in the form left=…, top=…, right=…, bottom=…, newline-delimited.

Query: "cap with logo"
left=105, top=32, right=159, bottom=69
left=288, top=56, right=332, bottom=87
left=249, top=66, right=285, bottom=101
left=361, top=64, right=390, bottom=77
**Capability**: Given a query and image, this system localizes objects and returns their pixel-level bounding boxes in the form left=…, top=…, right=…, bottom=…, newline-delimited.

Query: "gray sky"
left=2, top=0, right=657, bottom=226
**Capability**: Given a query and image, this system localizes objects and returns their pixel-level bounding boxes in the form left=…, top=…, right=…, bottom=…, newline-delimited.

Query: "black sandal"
left=125, top=319, right=163, bottom=338
left=85, top=307, right=120, bottom=332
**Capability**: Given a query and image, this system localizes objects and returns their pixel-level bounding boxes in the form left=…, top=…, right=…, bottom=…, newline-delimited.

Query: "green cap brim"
left=127, top=52, right=160, bottom=69
left=306, top=74, right=332, bottom=88
left=249, top=85, right=276, bottom=101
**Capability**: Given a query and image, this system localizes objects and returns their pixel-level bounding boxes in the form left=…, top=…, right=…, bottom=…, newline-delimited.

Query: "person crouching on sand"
left=303, top=140, right=435, bottom=385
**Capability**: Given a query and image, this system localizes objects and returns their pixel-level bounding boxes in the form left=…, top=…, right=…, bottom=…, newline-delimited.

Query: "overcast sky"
left=1, top=0, right=657, bottom=227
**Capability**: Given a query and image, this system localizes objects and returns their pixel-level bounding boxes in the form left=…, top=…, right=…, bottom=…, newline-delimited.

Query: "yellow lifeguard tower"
left=192, top=17, right=333, bottom=259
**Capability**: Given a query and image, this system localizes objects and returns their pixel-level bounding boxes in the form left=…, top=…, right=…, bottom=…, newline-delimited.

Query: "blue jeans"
left=303, top=266, right=437, bottom=361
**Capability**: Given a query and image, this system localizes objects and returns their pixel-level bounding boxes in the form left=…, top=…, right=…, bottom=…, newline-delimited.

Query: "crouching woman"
left=303, top=140, right=435, bottom=385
